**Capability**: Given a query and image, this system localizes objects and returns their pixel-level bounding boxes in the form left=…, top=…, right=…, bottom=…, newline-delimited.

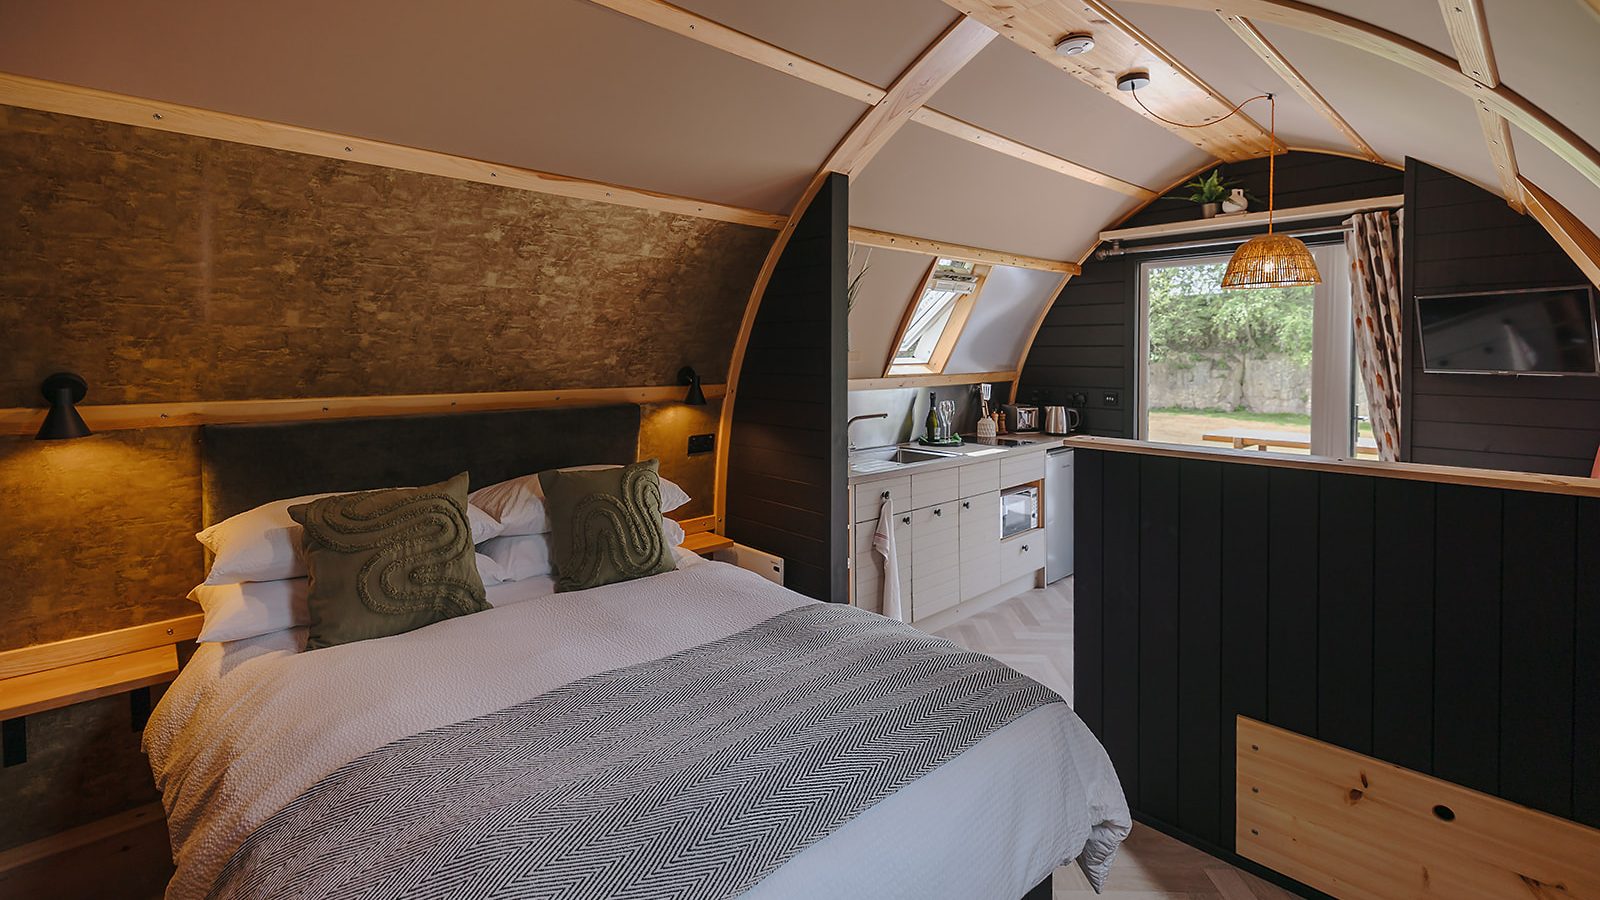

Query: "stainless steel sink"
left=848, top=446, right=958, bottom=474
left=853, top=447, right=957, bottom=464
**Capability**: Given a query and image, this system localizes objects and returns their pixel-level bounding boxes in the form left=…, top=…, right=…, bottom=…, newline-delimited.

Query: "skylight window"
left=886, top=258, right=988, bottom=376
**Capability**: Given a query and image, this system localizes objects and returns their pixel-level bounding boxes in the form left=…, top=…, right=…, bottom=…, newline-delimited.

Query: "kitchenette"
left=846, top=388, right=1077, bottom=631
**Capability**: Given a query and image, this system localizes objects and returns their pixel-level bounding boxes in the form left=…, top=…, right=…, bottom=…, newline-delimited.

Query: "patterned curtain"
left=1346, top=210, right=1404, bottom=461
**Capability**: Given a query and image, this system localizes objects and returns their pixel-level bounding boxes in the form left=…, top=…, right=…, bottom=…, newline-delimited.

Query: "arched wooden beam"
left=1521, top=176, right=1600, bottom=288
left=1133, top=0, right=1600, bottom=195
left=713, top=16, right=996, bottom=526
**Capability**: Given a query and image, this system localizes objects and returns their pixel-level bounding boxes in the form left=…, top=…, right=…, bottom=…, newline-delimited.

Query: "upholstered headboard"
left=200, top=406, right=641, bottom=524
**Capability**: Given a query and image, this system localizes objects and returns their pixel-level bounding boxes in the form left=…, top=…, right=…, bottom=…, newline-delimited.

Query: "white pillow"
left=198, top=493, right=503, bottom=584
left=192, top=553, right=506, bottom=642
left=469, top=466, right=690, bottom=538
left=189, top=579, right=308, bottom=643
left=481, top=517, right=687, bottom=582
left=479, top=533, right=553, bottom=581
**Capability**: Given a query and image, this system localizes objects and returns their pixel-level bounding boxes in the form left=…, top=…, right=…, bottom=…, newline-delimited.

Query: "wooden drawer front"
left=958, top=460, right=1000, bottom=498
left=852, top=515, right=911, bottom=616
left=1236, top=716, right=1600, bottom=900
left=911, top=467, right=961, bottom=510
left=999, top=529, right=1044, bottom=582
left=1000, top=452, right=1046, bottom=488
left=852, top=476, right=911, bottom=524
left=958, top=491, right=1001, bottom=601
left=910, top=503, right=960, bottom=621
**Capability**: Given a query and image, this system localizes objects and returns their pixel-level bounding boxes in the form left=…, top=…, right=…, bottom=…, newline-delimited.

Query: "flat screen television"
left=1415, top=285, right=1599, bottom=375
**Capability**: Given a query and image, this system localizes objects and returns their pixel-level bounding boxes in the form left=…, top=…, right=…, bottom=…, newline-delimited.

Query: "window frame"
left=1135, top=245, right=1356, bottom=457
left=883, top=258, right=990, bottom=377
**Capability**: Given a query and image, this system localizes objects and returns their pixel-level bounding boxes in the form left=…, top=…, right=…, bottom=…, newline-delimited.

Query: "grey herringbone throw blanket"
left=209, top=602, right=1061, bottom=900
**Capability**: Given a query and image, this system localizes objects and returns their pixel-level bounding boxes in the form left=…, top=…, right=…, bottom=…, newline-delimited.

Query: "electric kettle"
left=1042, top=406, right=1081, bottom=435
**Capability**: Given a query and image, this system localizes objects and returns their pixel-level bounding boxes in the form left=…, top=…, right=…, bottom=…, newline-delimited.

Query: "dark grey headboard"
left=201, top=406, right=641, bottom=524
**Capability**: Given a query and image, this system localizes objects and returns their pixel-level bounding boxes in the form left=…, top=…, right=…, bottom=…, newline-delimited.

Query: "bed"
left=143, top=408, right=1130, bottom=899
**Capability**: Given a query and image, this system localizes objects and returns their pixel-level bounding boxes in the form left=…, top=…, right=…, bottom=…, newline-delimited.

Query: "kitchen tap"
left=846, top=413, right=888, bottom=451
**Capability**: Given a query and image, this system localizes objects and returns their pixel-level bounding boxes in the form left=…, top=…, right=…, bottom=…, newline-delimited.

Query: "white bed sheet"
left=147, top=559, right=1127, bottom=899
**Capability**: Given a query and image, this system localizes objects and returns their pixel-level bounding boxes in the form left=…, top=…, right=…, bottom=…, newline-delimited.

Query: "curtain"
left=1346, top=210, right=1404, bottom=461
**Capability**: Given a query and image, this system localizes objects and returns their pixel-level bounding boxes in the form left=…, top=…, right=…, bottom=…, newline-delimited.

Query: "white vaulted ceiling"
left=2, top=0, right=1598, bottom=380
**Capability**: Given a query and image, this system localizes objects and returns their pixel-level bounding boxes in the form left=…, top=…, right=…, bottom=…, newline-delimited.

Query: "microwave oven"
left=1000, top=485, right=1039, bottom=539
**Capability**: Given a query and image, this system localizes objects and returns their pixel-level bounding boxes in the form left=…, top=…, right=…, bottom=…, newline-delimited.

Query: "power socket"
left=687, top=433, right=715, bottom=455
left=1101, top=391, right=1121, bottom=408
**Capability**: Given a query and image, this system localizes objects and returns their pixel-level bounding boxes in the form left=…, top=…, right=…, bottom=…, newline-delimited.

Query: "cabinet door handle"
left=881, top=490, right=891, bottom=500
left=933, top=508, right=942, bottom=517
left=901, top=516, right=911, bottom=525
left=1021, top=544, right=1029, bottom=552
left=962, top=501, right=970, bottom=509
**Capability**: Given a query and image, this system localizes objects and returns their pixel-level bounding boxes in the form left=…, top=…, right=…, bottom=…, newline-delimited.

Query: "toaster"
left=1001, top=404, right=1040, bottom=432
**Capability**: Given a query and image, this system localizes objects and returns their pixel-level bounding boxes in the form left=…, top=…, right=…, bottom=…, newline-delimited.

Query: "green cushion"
left=289, top=472, right=489, bottom=650
left=539, top=460, right=676, bottom=592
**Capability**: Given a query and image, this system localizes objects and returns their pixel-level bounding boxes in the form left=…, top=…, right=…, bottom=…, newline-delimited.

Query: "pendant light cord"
left=1129, top=88, right=1279, bottom=232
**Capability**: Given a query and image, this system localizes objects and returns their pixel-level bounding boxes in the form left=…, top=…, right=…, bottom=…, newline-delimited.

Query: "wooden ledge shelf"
left=680, top=532, right=734, bottom=556
left=1064, top=436, right=1600, bottom=498
left=1097, top=194, right=1404, bottom=243
left=0, top=646, right=178, bottom=720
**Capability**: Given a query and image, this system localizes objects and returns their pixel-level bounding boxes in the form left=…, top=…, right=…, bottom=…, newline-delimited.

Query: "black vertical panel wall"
left=1402, top=159, right=1600, bottom=476
left=1073, top=448, right=1600, bottom=862
left=726, top=173, right=847, bottom=603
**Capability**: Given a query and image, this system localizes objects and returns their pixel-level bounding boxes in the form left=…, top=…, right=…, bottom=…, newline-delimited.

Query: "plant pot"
left=1201, top=202, right=1221, bottom=219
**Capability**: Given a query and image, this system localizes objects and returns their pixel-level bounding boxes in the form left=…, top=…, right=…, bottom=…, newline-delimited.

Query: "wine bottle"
left=925, top=392, right=940, bottom=442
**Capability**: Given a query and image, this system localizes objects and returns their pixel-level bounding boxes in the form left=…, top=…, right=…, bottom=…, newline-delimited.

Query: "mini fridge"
left=1045, top=448, right=1073, bottom=583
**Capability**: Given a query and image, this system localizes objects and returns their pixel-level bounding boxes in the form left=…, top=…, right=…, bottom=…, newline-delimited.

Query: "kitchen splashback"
left=846, top=382, right=1011, bottom=448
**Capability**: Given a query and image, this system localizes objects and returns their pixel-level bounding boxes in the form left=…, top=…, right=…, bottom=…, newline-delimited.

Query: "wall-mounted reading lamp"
left=678, top=366, right=706, bottom=406
left=36, top=372, right=92, bottom=440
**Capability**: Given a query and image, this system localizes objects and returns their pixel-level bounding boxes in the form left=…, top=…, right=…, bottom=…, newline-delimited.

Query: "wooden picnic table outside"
left=1201, top=427, right=1379, bottom=456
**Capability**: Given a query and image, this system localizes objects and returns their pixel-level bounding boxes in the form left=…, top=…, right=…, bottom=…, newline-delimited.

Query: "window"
left=885, top=258, right=988, bottom=376
left=1138, top=244, right=1366, bottom=457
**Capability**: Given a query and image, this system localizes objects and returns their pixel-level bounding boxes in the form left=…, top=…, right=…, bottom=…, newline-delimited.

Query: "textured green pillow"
left=288, top=472, right=489, bottom=650
left=539, top=460, right=676, bottom=592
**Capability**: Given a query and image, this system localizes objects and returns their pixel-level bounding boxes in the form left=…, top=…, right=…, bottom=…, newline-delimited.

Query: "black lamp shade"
left=37, top=372, right=92, bottom=440
left=678, top=366, right=706, bottom=406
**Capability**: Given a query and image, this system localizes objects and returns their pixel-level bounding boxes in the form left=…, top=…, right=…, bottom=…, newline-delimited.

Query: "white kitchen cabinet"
left=958, top=491, right=1001, bottom=602
left=910, top=502, right=961, bottom=620
left=1000, top=529, right=1045, bottom=583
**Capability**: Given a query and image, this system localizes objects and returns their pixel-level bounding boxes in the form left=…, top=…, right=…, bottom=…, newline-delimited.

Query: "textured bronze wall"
left=0, top=104, right=767, bottom=405
left=0, top=106, right=766, bottom=851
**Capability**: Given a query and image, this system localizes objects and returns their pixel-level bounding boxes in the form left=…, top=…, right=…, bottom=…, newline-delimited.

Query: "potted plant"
left=1170, top=167, right=1244, bottom=219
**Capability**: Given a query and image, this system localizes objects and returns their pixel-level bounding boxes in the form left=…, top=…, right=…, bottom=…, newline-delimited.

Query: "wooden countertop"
left=1064, top=436, right=1600, bottom=499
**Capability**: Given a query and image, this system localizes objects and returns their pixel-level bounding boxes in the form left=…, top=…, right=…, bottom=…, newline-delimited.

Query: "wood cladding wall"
left=1402, top=159, right=1600, bottom=476
left=0, top=103, right=761, bottom=648
left=1073, top=448, right=1600, bottom=870
left=0, top=105, right=761, bottom=849
left=725, top=174, right=848, bottom=603
left=1020, top=153, right=1402, bottom=437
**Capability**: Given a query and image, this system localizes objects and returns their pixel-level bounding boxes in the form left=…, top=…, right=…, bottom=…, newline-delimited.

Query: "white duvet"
left=147, top=559, right=1129, bottom=899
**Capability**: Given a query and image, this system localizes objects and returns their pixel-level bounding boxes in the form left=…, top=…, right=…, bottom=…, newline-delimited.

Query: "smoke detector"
left=1116, top=70, right=1151, bottom=92
left=1054, top=32, right=1096, bottom=56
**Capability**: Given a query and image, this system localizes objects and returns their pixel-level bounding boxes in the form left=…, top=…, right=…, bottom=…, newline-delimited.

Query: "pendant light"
left=1220, top=95, right=1320, bottom=289
left=1121, top=79, right=1320, bottom=289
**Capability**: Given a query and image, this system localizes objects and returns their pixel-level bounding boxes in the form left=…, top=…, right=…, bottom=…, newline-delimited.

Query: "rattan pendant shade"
left=1221, top=232, right=1321, bottom=288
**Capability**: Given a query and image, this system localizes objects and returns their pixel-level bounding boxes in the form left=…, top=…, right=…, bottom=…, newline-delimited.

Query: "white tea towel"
left=872, top=495, right=904, bottom=622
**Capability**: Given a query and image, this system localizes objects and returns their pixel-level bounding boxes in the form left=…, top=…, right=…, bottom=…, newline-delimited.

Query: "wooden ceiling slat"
left=942, top=0, right=1280, bottom=161
left=0, top=72, right=786, bottom=229
left=821, top=16, right=996, bottom=177
left=1436, top=0, right=1523, bottom=212
left=1219, top=14, right=1383, bottom=164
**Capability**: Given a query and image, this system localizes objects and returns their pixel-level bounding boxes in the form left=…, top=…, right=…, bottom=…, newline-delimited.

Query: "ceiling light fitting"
left=1119, top=77, right=1320, bottom=289
left=1115, top=71, right=1150, bottom=92
left=1054, top=33, right=1096, bottom=56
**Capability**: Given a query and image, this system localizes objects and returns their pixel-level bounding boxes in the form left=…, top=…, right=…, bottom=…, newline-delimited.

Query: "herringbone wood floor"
left=934, top=581, right=1298, bottom=900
